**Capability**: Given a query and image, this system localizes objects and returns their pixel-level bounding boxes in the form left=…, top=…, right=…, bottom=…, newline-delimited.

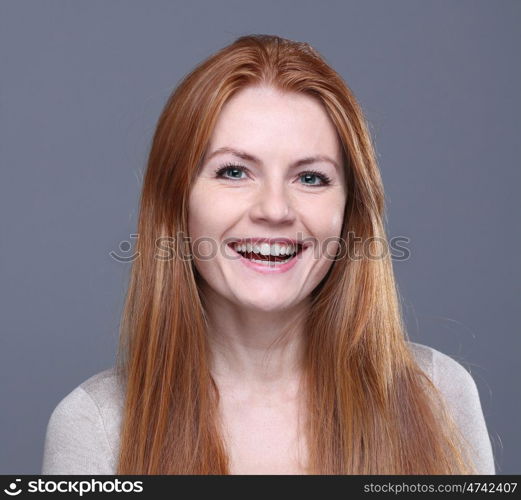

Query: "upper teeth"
left=232, top=242, right=298, bottom=256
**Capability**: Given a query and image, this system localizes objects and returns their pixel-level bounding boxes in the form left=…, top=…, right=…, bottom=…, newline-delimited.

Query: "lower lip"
left=228, top=245, right=308, bottom=274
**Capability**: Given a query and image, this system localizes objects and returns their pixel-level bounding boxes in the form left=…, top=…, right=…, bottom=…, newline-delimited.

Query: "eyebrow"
left=205, top=146, right=340, bottom=171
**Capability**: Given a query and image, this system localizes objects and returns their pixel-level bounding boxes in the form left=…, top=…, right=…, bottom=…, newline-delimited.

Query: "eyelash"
left=213, top=163, right=332, bottom=187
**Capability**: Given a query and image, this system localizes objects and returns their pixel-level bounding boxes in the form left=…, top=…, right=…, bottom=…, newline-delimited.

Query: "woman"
left=41, top=34, right=495, bottom=475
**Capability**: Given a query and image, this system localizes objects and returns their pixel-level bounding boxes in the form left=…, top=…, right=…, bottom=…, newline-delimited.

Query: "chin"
left=231, top=291, right=291, bottom=312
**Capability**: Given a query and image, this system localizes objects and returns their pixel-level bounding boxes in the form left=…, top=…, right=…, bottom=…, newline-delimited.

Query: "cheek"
left=187, top=190, right=202, bottom=238
left=304, top=196, right=345, bottom=258
left=330, top=211, right=344, bottom=233
left=187, top=190, right=216, bottom=264
left=305, top=195, right=345, bottom=235
left=188, top=185, right=220, bottom=236
left=188, top=184, right=237, bottom=257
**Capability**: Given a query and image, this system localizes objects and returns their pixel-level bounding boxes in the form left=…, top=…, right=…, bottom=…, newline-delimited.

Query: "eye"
left=214, top=163, right=248, bottom=180
left=298, top=170, right=332, bottom=187
left=213, top=163, right=332, bottom=187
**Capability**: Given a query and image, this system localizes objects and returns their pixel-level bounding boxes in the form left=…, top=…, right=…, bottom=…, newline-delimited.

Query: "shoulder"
left=407, top=341, right=481, bottom=405
left=407, top=340, right=476, bottom=386
left=41, top=367, right=125, bottom=475
left=407, top=340, right=435, bottom=378
left=406, top=341, right=496, bottom=474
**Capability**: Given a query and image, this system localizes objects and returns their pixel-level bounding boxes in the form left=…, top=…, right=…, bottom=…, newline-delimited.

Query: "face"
left=188, top=85, right=347, bottom=312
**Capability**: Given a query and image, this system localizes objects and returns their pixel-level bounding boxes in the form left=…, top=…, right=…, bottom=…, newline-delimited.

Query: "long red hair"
left=114, top=34, right=476, bottom=474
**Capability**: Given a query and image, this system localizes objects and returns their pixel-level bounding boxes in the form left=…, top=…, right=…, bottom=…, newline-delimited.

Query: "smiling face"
left=188, top=85, right=347, bottom=312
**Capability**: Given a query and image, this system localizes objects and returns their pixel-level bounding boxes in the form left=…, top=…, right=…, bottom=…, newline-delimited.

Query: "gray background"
left=1, top=0, right=519, bottom=474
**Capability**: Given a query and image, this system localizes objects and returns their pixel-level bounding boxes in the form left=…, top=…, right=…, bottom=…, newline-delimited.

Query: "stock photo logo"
left=109, top=234, right=140, bottom=263
left=3, top=479, right=144, bottom=496
left=108, top=231, right=411, bottom=264
left=4, top=479, right=22, bottom=496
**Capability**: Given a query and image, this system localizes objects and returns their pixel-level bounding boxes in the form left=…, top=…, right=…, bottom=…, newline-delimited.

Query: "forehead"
left=207, top=85, right=342, bottom=160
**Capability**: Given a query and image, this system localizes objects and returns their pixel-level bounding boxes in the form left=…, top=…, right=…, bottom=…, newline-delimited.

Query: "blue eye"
left=214, top=164, right=247, bottom=180
left=213, top=163, right=332, bottom=187
left=299, top=171, right=332, bottom=186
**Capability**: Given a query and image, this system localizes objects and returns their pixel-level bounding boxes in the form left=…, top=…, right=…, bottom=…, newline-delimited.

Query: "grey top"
left=41, top=342, right=496, bottom=474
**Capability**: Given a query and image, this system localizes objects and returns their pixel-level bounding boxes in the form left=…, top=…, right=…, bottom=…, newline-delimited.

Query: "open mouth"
left=228, top=242, right=305, bottom=265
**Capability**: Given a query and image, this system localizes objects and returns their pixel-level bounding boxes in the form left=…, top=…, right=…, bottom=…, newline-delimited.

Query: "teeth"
left=259, top=243, right=270, bottom=255
left=232, top=241, right=299, bottom=256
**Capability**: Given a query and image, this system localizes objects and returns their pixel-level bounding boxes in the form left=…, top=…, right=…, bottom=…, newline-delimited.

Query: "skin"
left=187, top=84, right=346, bottom=473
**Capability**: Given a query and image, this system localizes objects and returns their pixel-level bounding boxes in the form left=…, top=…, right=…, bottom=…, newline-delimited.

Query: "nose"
left=249, top=179, right=296, bottom=224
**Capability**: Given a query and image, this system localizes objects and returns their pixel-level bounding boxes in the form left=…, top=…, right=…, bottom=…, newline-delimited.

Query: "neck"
left=201, top=287, right=309, bottom=393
